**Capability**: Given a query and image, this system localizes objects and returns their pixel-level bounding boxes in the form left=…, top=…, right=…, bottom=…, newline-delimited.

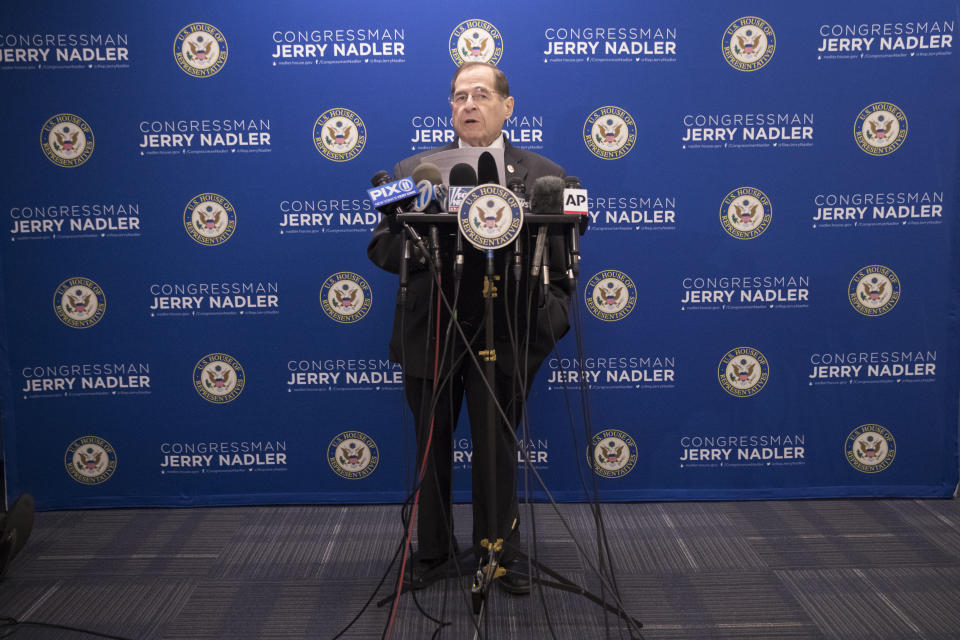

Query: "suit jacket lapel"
left=502, top=140, right=528, bottom=185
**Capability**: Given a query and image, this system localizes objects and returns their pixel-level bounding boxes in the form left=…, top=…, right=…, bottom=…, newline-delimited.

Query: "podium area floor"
left=2, top=499, right=960, bottom=639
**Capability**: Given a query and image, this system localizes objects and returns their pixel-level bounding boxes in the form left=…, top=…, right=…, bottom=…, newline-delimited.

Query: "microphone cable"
left=492, top=226, right=646, bottom=639
left=383, top=275, right=444, bottom=640
left=550, top=269, right=640, bottom=640
left=498, top=245, right=561, bottom=640
left=0, top=616, right=135, bottom=640
left=366, top=214, right=643, bottom=638
left=382, top=233, right=487, bottom=639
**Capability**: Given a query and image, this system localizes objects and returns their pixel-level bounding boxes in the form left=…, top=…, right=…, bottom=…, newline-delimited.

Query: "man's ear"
left=503, top=95, right=515, bottom=119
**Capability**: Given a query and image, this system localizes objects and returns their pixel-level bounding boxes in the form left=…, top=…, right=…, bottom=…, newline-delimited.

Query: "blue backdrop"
left=1, top=0, right=958, bottom=510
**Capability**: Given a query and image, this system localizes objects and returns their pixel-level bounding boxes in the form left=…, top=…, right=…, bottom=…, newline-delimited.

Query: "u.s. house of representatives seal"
left=583, top=106, right=637, bottom=160
left=589, top=429, right=638, bottom=478
left=328, top=430, right=379, bottom=479
left=193, top=353, right=245, bottom=403
left=720, top=187, right=772, bottom=239
left=184, top=193, right=237, bottom=246
left=584, top=270, right=637, bottom=321
left=53, top=277, right=106, bottom=329
left=313, top=108, right=366, bottom=161
left=320, top=272, right=372, bottom=323
left=174, top=23, right=228, bottom=77
left=457, top=184, right=523, bottom=250
left=845, top=424, right=896, bottom=473
left=449, top=19, right=503, bottom=66
left=854, top=102, right=907, bottom=156
left=722, top=17, right=776, bottom=71
left=848, top=265, right=900, bottom=316
left=718, top=347, right=770, bottom=397
left=41, top=114, right=94, bottom=168
left=65, top=436, right=118, bottom=485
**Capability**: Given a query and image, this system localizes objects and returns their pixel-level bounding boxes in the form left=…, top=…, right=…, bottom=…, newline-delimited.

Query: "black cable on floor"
left=0, top=616, right=134, bottom=640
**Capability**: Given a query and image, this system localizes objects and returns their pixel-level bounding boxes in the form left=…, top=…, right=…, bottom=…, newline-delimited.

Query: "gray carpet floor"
left=2, top=499, right=960, bottom=639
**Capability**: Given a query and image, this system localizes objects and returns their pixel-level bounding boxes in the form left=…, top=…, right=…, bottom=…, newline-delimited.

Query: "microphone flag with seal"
left=457, top=183, right=524, bottom=251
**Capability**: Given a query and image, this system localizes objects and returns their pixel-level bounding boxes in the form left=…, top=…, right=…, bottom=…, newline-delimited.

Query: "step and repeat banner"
left=1, top=1, right=958, bottom=510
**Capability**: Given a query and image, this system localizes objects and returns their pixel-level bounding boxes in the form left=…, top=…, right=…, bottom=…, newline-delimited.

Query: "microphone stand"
left=387, top=212, right=642, bottom=638
left=470, top=248, right=505, bottom=615
left=398, top=238, right=411, bottom=305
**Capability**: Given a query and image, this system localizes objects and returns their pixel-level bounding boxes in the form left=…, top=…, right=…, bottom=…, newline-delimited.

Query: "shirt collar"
left=457, top=133, right=505, bottom=149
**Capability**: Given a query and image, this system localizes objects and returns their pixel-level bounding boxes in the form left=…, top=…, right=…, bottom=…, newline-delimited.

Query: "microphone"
left=507, top=177, right=528, bottom=210
left=399, top=238, right=411, bottom=304
left=477, top=151, right=500, bottom=185
left=449, top=163, right=478, bottom=188
left=412, top=177, right=436, bottom=212
left=368, top=172, right=418, bottom=215
left=529, top=175, right=563, bottom=277
left=448, top=163, right=477, bottom=280
left=368, top=171, right=418, bottom=232
left=411, top=163, right=445, bottom=213
left=412, top=162, right=445, bottom=269
left=563, top=176, right=587, bottom=280
left=448, top=162, right=478, bottom=214
left=530, top=176, right=564, bottom=213
left=507, top=177, right=527, bottom=281
left=563, top=175, right=589, bottom=235
left=529, top=176, right=564, bottom=303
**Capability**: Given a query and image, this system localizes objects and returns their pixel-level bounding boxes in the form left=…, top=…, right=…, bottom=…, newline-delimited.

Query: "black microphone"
left=448, top=163, right=478, bottom=281
left=477, top=150, right=500, bottom=185
left=563, top=176, right=585, bottom=280
left=564, top=175, right=589, bottom=235
left=448, top=162, right=478, bottom=212
left=530, top=176, right=564, bottom=303
left=529, top=176, right=564, bottom=277
left=507, top=177, right=528, bottom=209
left=449, top=162, right=478, bottom=189
left=530, top=176, right=563, bottom=212
left=507, top=177, right=527, bottom=281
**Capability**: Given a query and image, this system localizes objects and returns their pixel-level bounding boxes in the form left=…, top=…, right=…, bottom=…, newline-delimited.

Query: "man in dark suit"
left=367, top=62, right=570, bottom=595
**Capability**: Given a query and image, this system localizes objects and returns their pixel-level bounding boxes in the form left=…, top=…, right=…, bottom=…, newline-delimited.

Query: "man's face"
left=450, top=66, right=514, bottom=147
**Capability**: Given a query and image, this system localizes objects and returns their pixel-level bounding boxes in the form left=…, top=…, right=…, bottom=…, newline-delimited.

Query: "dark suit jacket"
left=367, top=139, right=571, bottom=381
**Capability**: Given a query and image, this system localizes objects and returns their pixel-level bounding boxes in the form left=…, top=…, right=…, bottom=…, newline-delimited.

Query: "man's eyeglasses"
left=449, top=88, right=500, bottom=106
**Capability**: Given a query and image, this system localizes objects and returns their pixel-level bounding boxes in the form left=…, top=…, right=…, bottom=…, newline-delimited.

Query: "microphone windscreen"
left=370, top=170, right=391, bottom=187
left=412, top=179, right=435, bottom=212
left=477, top=151, right=499, bottom=185
left=449, top=162, right=478, bottom=187
left=412, top=162, right=443, bottom=186
left=529, top=175, right=564, bottom=214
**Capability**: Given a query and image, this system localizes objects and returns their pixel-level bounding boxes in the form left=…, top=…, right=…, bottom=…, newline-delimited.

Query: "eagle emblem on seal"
left=54, top=127, right=80, bottom=152
left=598, top=442, right=624, bottom=466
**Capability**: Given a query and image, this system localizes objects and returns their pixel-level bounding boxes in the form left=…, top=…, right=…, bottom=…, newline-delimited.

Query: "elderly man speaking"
left=368, top=61, right=570, bottom=596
